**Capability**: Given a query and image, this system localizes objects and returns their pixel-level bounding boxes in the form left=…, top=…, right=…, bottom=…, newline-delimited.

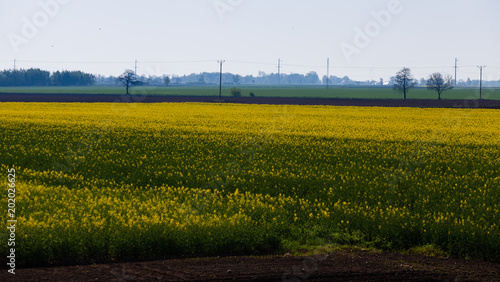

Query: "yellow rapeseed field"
left=0, top=102, right=499, bottom=265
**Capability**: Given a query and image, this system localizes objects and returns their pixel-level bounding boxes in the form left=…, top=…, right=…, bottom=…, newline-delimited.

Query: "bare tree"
left=393, top=68, right=415, bottom=99
left=163, top=75, right=170, bottom=86
left=426, top=72, right=454, bottom=100
left=117, top=69, right=138, bottom=95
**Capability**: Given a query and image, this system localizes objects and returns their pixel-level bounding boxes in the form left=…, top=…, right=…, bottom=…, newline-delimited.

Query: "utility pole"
left=477, top=65, right=486, bottom=100
left=454, top=58, right=458, bottom=85
left=326, top=58, right=330, bottom=89
left=277, top=58, right=281, bottom=85
left=218, top=60, right=225, bottom=101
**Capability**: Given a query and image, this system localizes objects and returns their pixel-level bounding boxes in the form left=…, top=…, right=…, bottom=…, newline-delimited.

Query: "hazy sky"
left=2, top=0, right=499, bottom=81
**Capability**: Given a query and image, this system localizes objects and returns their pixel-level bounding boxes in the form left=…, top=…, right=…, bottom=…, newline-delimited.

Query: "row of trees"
left=103, top=71, right=497, bottom=87
left=99, top=71, right=340, bottom=86
left=393, top=68, right=454, bottom=100
left=116, top=68, right=455, bottom=100
left=0, top=68, right=95, bottom=86
left=0, top=67, right=483, bottom=101
left=165, top=71, right=324, bottom=85
left=50, top=70, right=95, bottom=86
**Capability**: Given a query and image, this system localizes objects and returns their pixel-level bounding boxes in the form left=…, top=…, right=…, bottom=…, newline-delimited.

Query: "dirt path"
left=2, top=249, right=499, bottom=281
left=1, top=93, right=500, bottom=109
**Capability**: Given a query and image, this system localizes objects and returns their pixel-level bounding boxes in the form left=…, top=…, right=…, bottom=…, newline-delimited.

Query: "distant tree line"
left=0, top=68, right=95, bottom=86
left=96, top=71, right=500, bottom=87
left=2, top=67, right=497, bottom=87
left=96, top=71, right=366, bottom=86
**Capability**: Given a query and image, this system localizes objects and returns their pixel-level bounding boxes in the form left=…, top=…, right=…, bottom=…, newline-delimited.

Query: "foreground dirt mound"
left=1, top=93, right=500, bottom=109
left=2, top=250, right=498, bottom=281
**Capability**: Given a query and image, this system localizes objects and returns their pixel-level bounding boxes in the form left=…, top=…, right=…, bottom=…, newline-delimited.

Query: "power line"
left=227, top=60, right=275, bottom=66
left=1, top=58, right=499, bottom=81
left=140, top=60, right=217, bottom=64
left=281, top=63, right=324, bottom=68
left=7, top=59, right=219, bottom=65
left=12, top=60, right=133, bottom=64
left=3, top=58, right=498, bottom=70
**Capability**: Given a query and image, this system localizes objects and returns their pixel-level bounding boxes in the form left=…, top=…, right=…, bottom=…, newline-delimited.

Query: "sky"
left=1, top=0, right=499, bottom=81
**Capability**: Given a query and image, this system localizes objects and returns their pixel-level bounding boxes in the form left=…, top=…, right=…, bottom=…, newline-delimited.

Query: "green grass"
left=1, top=85, right=499, bottom=100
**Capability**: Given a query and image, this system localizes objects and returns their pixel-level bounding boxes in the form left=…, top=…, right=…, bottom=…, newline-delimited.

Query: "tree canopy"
left=426, top=72, right=454, bottom=100
left=393, top=68, right=415, bottom=99
left=117, top=69, right=139, bottom=95
left=0, top=68, right=95, bottom=87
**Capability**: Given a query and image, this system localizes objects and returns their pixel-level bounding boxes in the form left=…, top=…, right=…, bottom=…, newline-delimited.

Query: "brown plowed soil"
left=2, top=249, right=499, bottom=281
left=2, top=93, right=499, bottom=281
left=1, top=93, right=500, bottom=108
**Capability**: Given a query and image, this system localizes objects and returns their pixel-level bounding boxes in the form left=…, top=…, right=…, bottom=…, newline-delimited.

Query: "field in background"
left=1, top=102, right=499, bottom=267
left=1, top=86, right=499, bottom=100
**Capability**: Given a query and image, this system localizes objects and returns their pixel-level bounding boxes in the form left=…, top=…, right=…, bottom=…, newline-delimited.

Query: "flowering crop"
left=0, top=102, right=499, bottom=265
